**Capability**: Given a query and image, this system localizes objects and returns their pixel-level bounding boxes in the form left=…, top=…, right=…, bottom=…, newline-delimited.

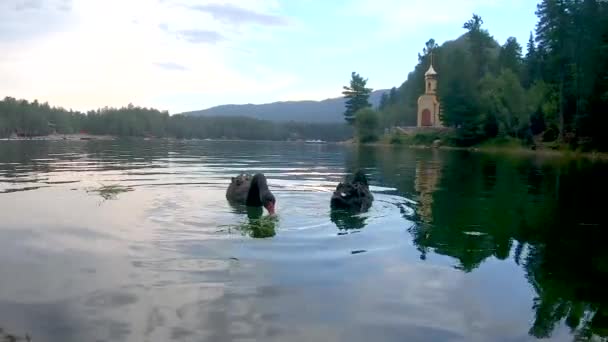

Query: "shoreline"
left=3, top=134, right=607, bottom=161
left=0, top=133, right=115, bottom=141
left=0, top=134, right=338, bottom=144
left=351, top=140, right=608, bottom=161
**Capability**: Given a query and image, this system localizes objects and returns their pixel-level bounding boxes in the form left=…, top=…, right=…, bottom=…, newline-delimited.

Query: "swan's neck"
left=246, top=174, right=266, bottom=206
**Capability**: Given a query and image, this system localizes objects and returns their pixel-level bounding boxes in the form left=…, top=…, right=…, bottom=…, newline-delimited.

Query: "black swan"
left=330, top=170, right=373, bottom=212
left=226, top=173, right=276, bottom=215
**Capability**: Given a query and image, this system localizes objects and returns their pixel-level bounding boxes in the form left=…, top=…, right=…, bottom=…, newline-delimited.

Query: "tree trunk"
left=558, top=71, right=565, bottom=142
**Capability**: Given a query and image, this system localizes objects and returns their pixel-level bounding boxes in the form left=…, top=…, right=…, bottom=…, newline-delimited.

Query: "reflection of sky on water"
left=0, top=141, right=602, bottom=341
left=0, top=186, right=544, bottom=341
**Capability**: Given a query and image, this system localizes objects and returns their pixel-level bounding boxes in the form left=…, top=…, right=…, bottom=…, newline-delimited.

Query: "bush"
left=479, top=136, right=524, bottom=149
left=389, top=133, right=405, bottom=144
left=355, top=108, right=380, bottom=143
left=542, top=125, right=559, bottom=142
left=530, top=109, right=546, bottom=135
left=411, top=132, right=440, bottom=145
left=483, top=114, right=499, bottom=138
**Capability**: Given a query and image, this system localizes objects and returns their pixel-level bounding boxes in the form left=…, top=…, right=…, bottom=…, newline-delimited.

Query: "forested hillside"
left=0, top=99, right=352, bottom=141
left=380, top=1, right=608, bottom=150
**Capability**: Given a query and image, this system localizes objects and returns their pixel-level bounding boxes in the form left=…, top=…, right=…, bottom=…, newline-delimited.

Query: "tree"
left=379, top=92, right=389, bottom=111
left=498, top=37, right=523, bottom=74
left=463, top=14, right=494, bottom=80
left=418, top=38, right=439, bottom=62
left=355, top=108, right=380, bottom=143
left=0, top=97, right=354, bottom=141
left=526, top=81, right=552, bottom=135
left=342, top=72, right=372, bottom=124
left=523, top=32, right=542, bottom=88
left=479, top=70, right=527, bottom=138
left=388, top=87, right=398, bottom=105
left=535, top=0, right=572, bottom=142
left=424, top=39, right=439, bottom=56
left=438, top=47, right=482, bottom=145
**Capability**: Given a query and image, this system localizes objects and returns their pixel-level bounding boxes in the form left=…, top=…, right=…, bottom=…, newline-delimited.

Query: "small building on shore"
left=417, top=56, right=442, bottom=127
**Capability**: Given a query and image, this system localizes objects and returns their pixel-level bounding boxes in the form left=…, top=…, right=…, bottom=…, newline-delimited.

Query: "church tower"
left=417, top=54, right=442, bottom=127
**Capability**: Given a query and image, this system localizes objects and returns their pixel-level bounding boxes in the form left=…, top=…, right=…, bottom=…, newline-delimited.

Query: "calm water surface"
left=0, top=140, right=607, bottom=342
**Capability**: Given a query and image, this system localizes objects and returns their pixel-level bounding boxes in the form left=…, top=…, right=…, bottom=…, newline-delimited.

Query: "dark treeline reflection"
left=344, top=146, right=608, bottom=341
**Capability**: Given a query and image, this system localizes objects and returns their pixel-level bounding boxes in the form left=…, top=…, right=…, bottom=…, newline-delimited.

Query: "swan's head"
left=262, top=192, right=276, bottom=215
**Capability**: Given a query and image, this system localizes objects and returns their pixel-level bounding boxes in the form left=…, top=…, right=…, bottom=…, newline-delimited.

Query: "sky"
left=0, top=0, right=539, bottom=114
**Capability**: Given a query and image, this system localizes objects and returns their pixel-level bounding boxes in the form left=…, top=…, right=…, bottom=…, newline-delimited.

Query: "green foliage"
left=438, top=46, right=483, bottom=145
left=0, top=97, right=353, bottom=141
left=479, top=70, right=527, bottom=137
left=522, top=32, right=541, bottom=88
left=463, top=14, right=495, bottom=79
left=498, top=37, right=523, bottom=74
left=239, top=215, right=277, bottom=238
left=410, top=131, right=443, bottom=145
left=379, top=92, right=389, bottom=111
left=388, top=87, right=398, bottom=105
left=389, top=133, right=405, bottom=145
left=378, top=2, right=608, bottom=151
left=355, top=108, right=380, bottom=143
left=478, top=136, right=525, bottom=149
left=388, top=130, right=454, bottom=146
left=87, top=184, right=134, bottom=200
left=342, top=72, right=373, bottom=125
left=543, top=125, right=559, bottom=142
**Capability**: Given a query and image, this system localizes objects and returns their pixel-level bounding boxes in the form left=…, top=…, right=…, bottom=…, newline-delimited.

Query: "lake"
left=0, top=140, right=606, bottom=342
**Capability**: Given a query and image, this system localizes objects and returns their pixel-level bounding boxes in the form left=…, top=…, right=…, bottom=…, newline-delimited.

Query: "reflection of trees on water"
left=346, top=147, right=608, bottom=340
left=414, top=154, right=608, bottom=340
left=409, top=152, right=518, bottom=271
left=330, top=209, right=367, bottom=230
left=523, top=240, right=608, bottom=340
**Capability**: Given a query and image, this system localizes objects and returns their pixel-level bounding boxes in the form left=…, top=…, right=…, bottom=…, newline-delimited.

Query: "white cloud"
left=0, top=0, right=295, bottom=112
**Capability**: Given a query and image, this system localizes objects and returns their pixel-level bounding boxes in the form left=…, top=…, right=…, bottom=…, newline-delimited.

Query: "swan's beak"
left=264, top=202, right=276, bottom=215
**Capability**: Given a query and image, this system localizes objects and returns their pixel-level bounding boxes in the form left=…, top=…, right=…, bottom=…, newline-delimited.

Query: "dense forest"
left=379, top=0, right=608, bottom=150
left=0, top=98, right=352, bottom=141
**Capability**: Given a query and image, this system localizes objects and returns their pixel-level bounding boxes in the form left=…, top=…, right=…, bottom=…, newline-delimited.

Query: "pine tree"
left=388, top=87, right=398, bottom=105
left=379, top=93, right=389, bottom=111
left=463, top=14, right=493, bottom=80
left=499, top=37, right=523, bottom=74
left=523, top=32, right=540, bottom=88
left=535, top=0, right=572, bottom=141
left=342, top=72, right=373, bottom=125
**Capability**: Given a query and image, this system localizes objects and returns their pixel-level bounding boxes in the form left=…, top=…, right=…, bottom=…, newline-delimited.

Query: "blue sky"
left=0, top=0, right=539, bottom=113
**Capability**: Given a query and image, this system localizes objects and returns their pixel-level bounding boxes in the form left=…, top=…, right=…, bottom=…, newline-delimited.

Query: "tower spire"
left=425, top=53, right=437, bottom=77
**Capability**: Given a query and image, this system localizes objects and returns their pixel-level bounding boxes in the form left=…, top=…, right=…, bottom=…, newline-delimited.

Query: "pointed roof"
left=425, top=52, right=437, bottom=77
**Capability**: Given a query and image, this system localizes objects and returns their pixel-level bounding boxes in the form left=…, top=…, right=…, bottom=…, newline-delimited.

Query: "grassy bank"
left=353, top=131, right=608, bottom=161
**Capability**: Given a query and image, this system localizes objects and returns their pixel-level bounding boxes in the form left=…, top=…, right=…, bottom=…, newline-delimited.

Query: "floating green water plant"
left=87, top=184, right=134, bottom=200
left=221, top=214, right=277, bottom=239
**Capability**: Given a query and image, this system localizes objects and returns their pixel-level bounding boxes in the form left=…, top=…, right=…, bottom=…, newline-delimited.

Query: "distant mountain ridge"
left=180, top=89, right=389, bottom=123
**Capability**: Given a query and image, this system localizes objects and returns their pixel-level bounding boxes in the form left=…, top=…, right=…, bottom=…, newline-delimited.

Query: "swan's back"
left=226, top=174, right=252, bottom=204
left=330, top=171, right=373, bottom=212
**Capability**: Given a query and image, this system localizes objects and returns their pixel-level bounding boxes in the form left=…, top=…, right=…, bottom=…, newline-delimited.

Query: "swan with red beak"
left=226, top=173, right=276, bottom=215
